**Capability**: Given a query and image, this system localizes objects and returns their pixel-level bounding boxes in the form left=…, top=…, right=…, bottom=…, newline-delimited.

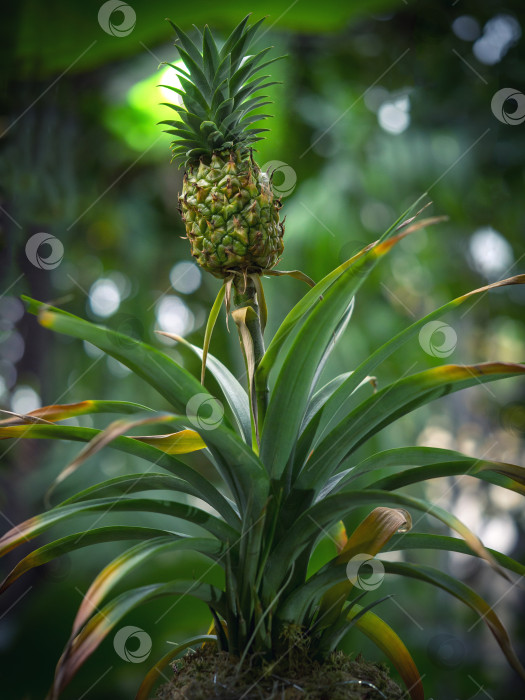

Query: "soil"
left=155, top=645, right=404, bottom=699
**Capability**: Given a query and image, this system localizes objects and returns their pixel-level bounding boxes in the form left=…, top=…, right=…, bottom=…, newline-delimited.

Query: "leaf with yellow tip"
left=381, top=561, right=525, bottom=682
left=50, top=580, right=226, bottom=698
left=0, top=497, right=237, bottom=560
left=301, top=362, right=525, bottom=489
left=71, top=537, right=223, bottom=637
left=256, top=194, right=430, bottom=393
left=0, top=526, right=171, bottom=594
left=318, top=507, right=411, bottom=627
left=45, top=413, right=178, bottom=502
left=307, top=275, right=525, bottom=462
left=331, top=520, right=348, bottom=553
left=348, top=604, right=424, bottom=700
left=22, top=295, right=205, bottom=415
left=0, top=400, right=153, bottom=427
left=133, top=429, right=205, bottom=453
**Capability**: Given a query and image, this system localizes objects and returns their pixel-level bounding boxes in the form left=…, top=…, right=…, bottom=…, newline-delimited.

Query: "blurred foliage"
left=1, top=0, right=525, bottom=698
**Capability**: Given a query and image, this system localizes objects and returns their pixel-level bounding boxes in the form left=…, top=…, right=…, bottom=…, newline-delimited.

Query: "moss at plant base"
left=156, top=645, right=404, bottom=699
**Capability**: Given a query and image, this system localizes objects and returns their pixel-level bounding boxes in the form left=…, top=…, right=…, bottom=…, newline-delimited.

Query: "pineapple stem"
left=232, top=276, right=268, bottom=437
left=232, top=278, right=265, bottom=362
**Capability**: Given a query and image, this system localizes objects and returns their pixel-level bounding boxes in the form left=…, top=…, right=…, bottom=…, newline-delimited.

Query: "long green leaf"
left=255, top=195, right=428, bottom=394
left=0, top=423, right=238, bottom=525
left=381, top=561, right=525, bottom=681
left=0, top=400, right=154, bottom=426
left=23, top=297, right=207, bottom=416
left=299, top=362, right=525, bottom=489
left=261, top=233, right=413, bottom=480
left=347, top=605, right=424, bottom=700
left=387, top=533, right=525, bottom=577
left=0, top=497, right=237, bottom=558
left=366, top=459, right=525, bottom=495
left=311, top=275, right=525, bottom=448
left=0, top=526, right=173, bottom=593
left=72, top=536, right=223, bottom=636
left=160, top=332, right=251, bottom=444
left=58, top=472, right=206, bottom=505
left=264, top=488, right=507, bottom=598
left=324, top=446, right=525, bottom=496
left=50, top=580, right=226, bottom=698
left=200, top=282, right=225, bottom=385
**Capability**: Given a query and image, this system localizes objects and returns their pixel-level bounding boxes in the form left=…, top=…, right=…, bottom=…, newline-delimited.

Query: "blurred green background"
left=1, top=0, right=525, bottom=698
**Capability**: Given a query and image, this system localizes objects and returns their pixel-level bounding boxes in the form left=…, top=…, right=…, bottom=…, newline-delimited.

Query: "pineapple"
left=162, top=17, right=285, bottom=278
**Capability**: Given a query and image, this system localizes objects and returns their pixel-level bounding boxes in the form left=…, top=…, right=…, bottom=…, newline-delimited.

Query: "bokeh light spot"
left=170, top=262, right=202, bottom=295
left=89, top=279, right=121, bottom=318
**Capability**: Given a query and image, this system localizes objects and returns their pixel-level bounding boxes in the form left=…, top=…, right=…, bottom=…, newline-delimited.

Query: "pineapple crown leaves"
left=160, top=15, right=284, bottom=164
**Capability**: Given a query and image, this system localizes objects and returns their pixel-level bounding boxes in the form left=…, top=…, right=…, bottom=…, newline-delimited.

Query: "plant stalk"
left=232, top=276, right=269, bottom=434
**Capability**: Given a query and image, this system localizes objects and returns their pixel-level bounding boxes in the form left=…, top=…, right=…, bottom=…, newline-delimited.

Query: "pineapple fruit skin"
left=179, top=151, right=284, bottom=278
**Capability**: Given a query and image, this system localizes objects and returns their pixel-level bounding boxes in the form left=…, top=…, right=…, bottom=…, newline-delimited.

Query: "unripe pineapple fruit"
left=163, top=16, right=285, bottom=278
left=180, top=151, right=284, bottom=278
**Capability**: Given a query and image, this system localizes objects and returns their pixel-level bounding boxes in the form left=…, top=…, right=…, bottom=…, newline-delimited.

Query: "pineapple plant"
left=1, top=15, right=525, bottom=700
